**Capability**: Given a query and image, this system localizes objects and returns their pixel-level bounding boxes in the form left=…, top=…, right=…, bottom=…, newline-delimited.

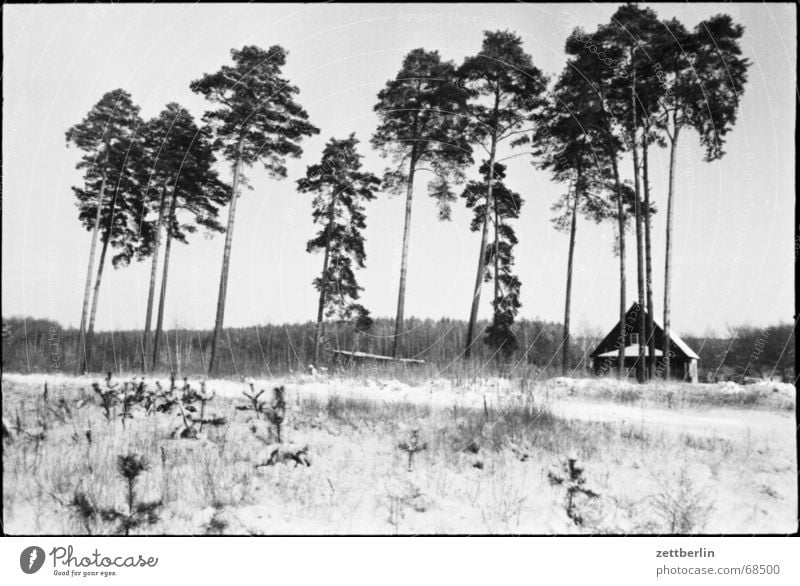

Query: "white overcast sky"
left=1, top=3, right=795, bottom=337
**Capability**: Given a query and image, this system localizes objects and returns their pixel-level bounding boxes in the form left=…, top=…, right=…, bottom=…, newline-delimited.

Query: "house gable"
left=590, top=304, right=699, bottom=360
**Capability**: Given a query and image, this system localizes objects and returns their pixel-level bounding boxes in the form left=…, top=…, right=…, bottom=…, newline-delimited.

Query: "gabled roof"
left=590, top=304, right=699, bottom=360
left=650, top=315, right=699, bottom=359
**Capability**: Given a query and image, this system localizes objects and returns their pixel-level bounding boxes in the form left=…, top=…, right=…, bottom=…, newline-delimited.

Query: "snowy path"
left=546, top=398, right=795, bottom=440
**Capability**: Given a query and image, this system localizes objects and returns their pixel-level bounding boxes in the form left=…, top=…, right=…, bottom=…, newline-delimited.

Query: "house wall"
left=689, top=359, right=698, bottom=384
left=592, top=356, right=698, bottom=383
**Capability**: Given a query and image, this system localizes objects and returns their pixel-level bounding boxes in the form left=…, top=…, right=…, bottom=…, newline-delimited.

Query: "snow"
left=1, top=372, right=795, bottom=534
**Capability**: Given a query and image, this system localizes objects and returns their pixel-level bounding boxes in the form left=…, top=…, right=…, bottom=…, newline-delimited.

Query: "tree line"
left=64, top=5, right=749, bottom=379
left=3, top=316, right=794, bottom=383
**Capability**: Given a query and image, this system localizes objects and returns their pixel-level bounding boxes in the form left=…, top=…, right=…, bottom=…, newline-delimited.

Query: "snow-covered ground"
left=5, top=372, right=793, bottom=441
left=5, top=371, right=793, bottom=405
left=2, top=372, right=795, bottom=534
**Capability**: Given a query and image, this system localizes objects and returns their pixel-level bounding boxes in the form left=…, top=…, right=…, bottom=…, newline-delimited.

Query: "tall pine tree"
left=372, top=48, right=473, bottom=357
left=653, top=14, right=749, bottom=378
left=612, top=5, right=663, bottom=381
left=459, top=31, right=547, bottom=359
left=462, top=162, right=523, bottom=358
left=297, top=134, right=380, bottom=362
left=191, top=45, right=319, bottom=373
left=131, top=104, right=230, bottom=371
left=531, top=82, right=614, bottom=374
left=66, top=88, right=144, bottom=373
left=562, top=28, right=631, bottom=378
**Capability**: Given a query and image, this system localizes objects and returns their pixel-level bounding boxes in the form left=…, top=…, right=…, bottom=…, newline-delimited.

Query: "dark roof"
left=590, top=304, right=699, bottom=360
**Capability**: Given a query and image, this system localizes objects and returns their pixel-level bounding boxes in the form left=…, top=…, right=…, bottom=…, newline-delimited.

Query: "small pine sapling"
left=238, top=381, right=268, bottom=418
left=180, top=377, right=201, bottom=411
left=70, top=453, right=162, bottom=535
left=547, top=453, right=600, bottom=526
left=70, top=491, right=100, bottom=535
left=141, top=382, right=158, bottom=415
left=171, top=400, right=199, bottom=439
left=118, top=384, right=139, bottom=429
left=114, top=454, right=162, bottom=535
left=123, top=377, right=155, bottom=414
left=265, top=386, right=287, bottom=443
left=397, top=426, right=427, bottom=471
left=91, top=381, right=118, bottom=423
left=169, top=383, right=225, bottom=439
left=194, top=382, right=226, bottom=432
left=153, top=380, right=178, bottom=413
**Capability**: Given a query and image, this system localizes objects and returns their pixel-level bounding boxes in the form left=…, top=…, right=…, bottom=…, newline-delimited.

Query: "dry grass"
left=1, top=374, right=795, bottom=535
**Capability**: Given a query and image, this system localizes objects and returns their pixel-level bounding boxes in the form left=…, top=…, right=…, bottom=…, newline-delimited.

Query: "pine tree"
left=459, top=30, right=548, bottom=359
left=297, top=134, right=380, bottom=362
left=560, top=30, right=629, bottom=377
left=191, top=45, right=319, bottom=374
left=592, top=4, right=664, bottom=382
left=653, top=14, right=749, bottom=378
left=462, top=162, right=523, bottom=358
left=66, top=89, right=144, bottom=373
left=372, top=49, right=473, bottom=357
left=131, top=104, right=230, bottom=371
left=531, top=84, right=614, bottom=374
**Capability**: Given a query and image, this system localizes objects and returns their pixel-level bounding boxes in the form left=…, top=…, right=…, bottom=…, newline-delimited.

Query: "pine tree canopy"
left=190, top=45, right=319, bottom=173
left=372, top=48, right=473, bottom=219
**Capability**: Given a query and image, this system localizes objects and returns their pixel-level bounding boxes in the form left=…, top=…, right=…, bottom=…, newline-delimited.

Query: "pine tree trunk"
left=75, top=168, right=108, bottom=375
left=632, top=144, right=646, bottom=383
left=642, top=135, right=655, bottom=379
left=465, top=136, right=497, bottom=359
left=314, top=192, right=338, bottom=363
left=142, top=187, right=167, bottom=372
left=465, top=92, right=501, bottom=360
left=392, top=146, right=418, bottom=358
left=85, top=188, right=118, bottom=370
left=609, top=153, right=626, bottom=379
left=563, top=180, right=579, bottom=376
left=153, top=191, right=178, bottom=371
left=85, top=233, right=109, bottom=370
left=631, top=67, right=646, bottom=384
left=208, top=136, right=245, bottom=374
left=663, top=119, right=680, bottom=380
left=493, top=177, right=500, bottom=318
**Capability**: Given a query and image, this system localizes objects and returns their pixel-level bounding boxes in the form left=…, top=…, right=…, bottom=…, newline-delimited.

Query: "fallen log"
left=331, top=350, right=425, bottom=365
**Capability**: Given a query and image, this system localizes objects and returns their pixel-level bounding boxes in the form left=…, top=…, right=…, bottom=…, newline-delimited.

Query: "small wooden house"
left=590, top=304, right=699, bottom=383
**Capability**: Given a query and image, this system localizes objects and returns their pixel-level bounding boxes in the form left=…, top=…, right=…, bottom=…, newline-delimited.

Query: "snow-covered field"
left=2, top=373, right=796, bottom=534
left=5, top=370, right=794, bottom=413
